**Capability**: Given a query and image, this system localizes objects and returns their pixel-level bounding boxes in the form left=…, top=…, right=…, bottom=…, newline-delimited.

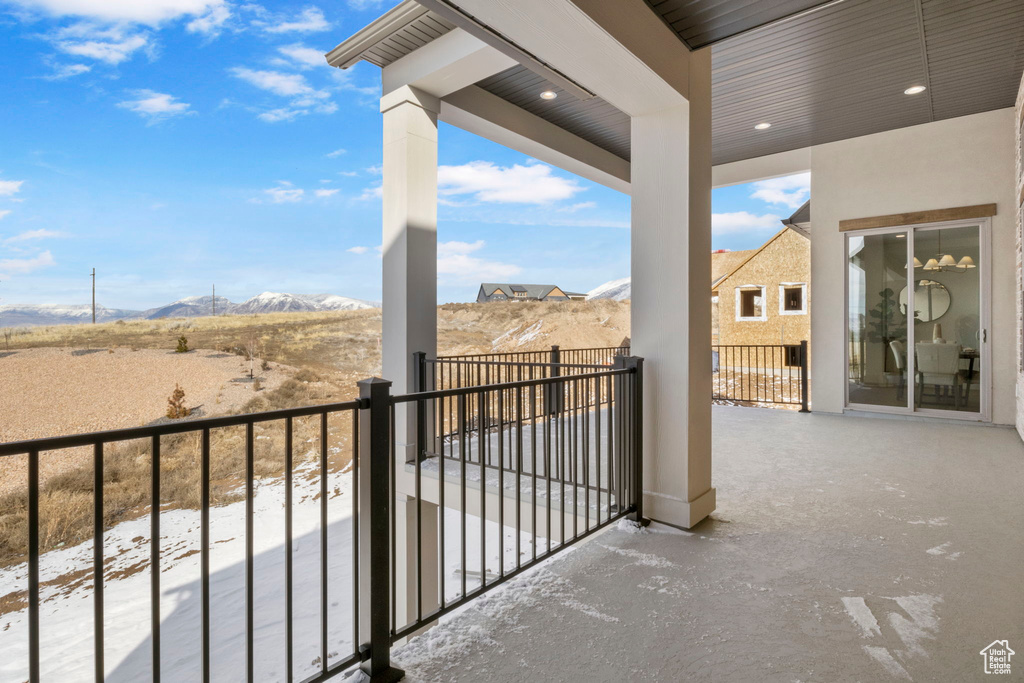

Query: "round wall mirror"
left=899, top=279, right=951, bottom=322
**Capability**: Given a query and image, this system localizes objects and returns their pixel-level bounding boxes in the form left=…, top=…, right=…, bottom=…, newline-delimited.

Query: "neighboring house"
left=713, top=202, right=811, bottom=349
left=477, top=283, right=586, bottom=303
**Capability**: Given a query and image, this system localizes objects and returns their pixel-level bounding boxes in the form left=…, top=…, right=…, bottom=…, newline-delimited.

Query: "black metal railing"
left=418, top=345, right=630, bottom=443
left=712, top=340, right=809, bottom=412
left=1, top=355, right=644, bottom=682
left=389, top=358, right=643, bottom=647
left=0, top=402, right=365, bottom=683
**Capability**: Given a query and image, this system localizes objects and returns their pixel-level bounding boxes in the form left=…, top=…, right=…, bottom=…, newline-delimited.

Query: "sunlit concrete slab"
left=393, top=406, right=1024, bottom=681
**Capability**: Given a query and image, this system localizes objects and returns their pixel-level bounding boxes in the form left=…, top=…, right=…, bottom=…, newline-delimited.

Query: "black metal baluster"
left=351, top=409, right=359, bottom=660
left=479, top=390, right=486, bottom=592
left=515, top=386, right=522, bottom=567
left=94, top=442, right=104, bottom=683
left=458, top=394, right=467, bottom=600
left=201, top=428, right=210, bottom=683
left=285, top=418, right=294, bottom=682
left=28, top=448, right=40, bottom=683
left=245, top=423, right=254, bottom=683
left=151, top=437, right=161, bottom=683
left=320, top=413, right=328, bottom=676
left=497, top=388, right=505, bottom=577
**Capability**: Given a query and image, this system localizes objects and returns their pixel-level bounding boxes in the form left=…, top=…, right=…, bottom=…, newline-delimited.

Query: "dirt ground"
left=0, top=347, right=302, bottom=498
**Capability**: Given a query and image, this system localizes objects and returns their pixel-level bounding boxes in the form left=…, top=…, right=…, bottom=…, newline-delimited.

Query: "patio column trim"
left=381, top=85, right=438, bottom=462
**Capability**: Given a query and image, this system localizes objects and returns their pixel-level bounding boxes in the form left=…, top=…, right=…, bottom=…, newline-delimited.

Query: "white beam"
left=448, top=0, right=688, bottom=116
left=382, top=28, right=517, bottom=99
left=441, top=85, right=630, bottom=193
left=712, top=147, right=812, bottom=188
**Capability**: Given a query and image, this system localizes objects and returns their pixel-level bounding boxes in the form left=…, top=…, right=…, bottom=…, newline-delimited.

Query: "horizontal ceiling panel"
left=648, top=0, right=839, bottom=49
left=465, top=0, right=1023, bottom=168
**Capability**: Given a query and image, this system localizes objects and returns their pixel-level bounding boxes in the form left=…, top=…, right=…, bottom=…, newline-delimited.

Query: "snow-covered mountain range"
left=586, top=277, right=631, bottom=301
left=0, top=292, right=379, bottom=326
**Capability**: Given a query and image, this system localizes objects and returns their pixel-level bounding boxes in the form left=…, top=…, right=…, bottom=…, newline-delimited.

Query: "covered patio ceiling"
left=330, top=0, right=1024, bottom=167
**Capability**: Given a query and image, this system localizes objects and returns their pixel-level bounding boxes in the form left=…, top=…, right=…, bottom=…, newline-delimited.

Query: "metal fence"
left=388, top=359, right=643, bottom=650
left=419, top=345, right=630, bottom=443
left=712, top=340, right=809, bottom=411
left=0, top=356, right=644, bottom=682
left=0, top=402, right=365, bottom=683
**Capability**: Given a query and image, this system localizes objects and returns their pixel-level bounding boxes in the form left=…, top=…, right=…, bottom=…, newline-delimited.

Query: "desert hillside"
left=1, top=299, right=631, bottom=438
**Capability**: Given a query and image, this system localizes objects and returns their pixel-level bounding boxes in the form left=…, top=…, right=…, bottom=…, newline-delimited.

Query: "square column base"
left=645, top=487, right=716, bottom=529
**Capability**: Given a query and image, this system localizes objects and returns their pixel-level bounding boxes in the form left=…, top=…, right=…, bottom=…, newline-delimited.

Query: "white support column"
left=630, top=47, right=715, bottom=529
left=381, top=85, right=439, bottom=462
left=395, top=494, right=439, bottom=639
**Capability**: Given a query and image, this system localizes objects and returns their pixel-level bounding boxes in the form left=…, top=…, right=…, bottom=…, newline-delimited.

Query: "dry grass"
left=0, top=373, right=356, bottom=570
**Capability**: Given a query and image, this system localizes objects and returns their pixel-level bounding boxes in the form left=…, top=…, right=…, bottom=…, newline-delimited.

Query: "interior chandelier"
left=911, top=232, right=976, bottom=273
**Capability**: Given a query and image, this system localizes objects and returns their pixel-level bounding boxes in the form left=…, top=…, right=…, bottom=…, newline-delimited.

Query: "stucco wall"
left=811, top=108, right=1017, bottom=425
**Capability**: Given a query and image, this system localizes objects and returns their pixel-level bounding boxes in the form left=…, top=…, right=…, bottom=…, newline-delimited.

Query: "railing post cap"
left=357, top=377, right=393, bottom=391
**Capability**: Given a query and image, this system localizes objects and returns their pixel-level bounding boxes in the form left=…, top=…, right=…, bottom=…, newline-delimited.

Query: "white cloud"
left=43, top=62, right=91, bottom=79
left=337, top=170, right=358, bottom=177
left=10, top=0, right=226, bottom=24
left=258, top=6, right=329, bottom=33
left=365, top=164, right=382, bottom=175
left=438, top=161, right=584, bottom=204
left=117, top=89, right=193, bottom=123
left=314, top=188, right=338, bottom=198
left=231, top=67, right=323, bottom=98
left=750, top=172, right=810, bottom=210
left=231, top=67, right=335, bottom=121
left=325, top=148, right=346, bottom=158
left=559, top=201, right=596, bottom=213
left=358, top=183, right=382, bottom=201
left=262, top=181, right=304, bottom=203
left=347, top=246, right=369, bottom=254
left=0, top=250, right=55, bottom=276
left=711, top=211, right=783, bottom=236
left=55, top=26, right=149, bottom=64
left=278, top=43, right=327, bottom=69
left=436, top=240, right=521, bottom=283
left=0, top=180, right=24, bottom=196
left=347, top=0, right=390, bottom=9
left=258, top=107, right=305, bottom=122
left=0, top=210, right=11, bottom=220
left=5, top=229, right=67, bottom=242
left=186, top=3, right=230, bottom=36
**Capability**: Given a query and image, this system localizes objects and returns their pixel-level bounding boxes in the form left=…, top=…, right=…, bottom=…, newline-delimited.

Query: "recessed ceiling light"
left=904, top=85, right=926, bottom=95
left=754, top=122, right=771, bottom=130
left=540, top=90, right=557, bottom=100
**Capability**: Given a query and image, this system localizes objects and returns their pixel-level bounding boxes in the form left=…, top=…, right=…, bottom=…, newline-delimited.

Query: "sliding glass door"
left=846, top=221, right=988, bottom=419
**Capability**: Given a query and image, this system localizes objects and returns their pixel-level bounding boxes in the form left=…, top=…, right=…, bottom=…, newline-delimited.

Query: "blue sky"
left=0, top=0, right=810, bottom=309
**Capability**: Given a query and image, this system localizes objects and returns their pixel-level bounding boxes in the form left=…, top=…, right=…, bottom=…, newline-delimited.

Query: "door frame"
left=843, top=217, right=992, bottom=422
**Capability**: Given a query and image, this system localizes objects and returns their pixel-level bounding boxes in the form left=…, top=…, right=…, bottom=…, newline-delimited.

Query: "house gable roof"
left=480, top=283, right=565, bottom=299
left=714, top=227, right=808, bottom=290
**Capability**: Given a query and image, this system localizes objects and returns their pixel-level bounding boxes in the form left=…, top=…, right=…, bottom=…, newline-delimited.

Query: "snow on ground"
left=0, top=447, right=564, bottom=681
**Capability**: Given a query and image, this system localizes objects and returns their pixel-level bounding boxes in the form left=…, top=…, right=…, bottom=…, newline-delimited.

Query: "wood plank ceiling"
left=472, top=0, right=1024, bottom=167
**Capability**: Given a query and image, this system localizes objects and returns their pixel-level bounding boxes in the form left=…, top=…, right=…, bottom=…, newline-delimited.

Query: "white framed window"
left=735, top=286, right=766, bottom=321
left=779, top=282, right=807, bottom=315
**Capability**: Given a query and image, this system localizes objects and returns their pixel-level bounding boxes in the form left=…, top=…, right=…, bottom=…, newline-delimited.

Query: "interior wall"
left=811, top=108, right=1016, bottom=424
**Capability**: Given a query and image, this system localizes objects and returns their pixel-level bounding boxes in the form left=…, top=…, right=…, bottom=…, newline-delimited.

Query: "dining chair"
left=889, top=340, right=907, bottom=401
left=915, top=342, right=962, bottom=409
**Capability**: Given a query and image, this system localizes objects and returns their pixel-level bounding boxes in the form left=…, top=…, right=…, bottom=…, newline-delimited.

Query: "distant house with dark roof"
left=477, top=283, right=587, bottom=303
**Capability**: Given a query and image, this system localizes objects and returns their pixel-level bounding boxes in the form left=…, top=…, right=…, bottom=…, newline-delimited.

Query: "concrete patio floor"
left=392, top=406, right=1024, bottom=681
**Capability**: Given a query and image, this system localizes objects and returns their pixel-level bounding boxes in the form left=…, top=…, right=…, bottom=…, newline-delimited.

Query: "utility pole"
left=212, top=284, right=216, bottom=316
left=91, top=268, right=96, bottom=324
